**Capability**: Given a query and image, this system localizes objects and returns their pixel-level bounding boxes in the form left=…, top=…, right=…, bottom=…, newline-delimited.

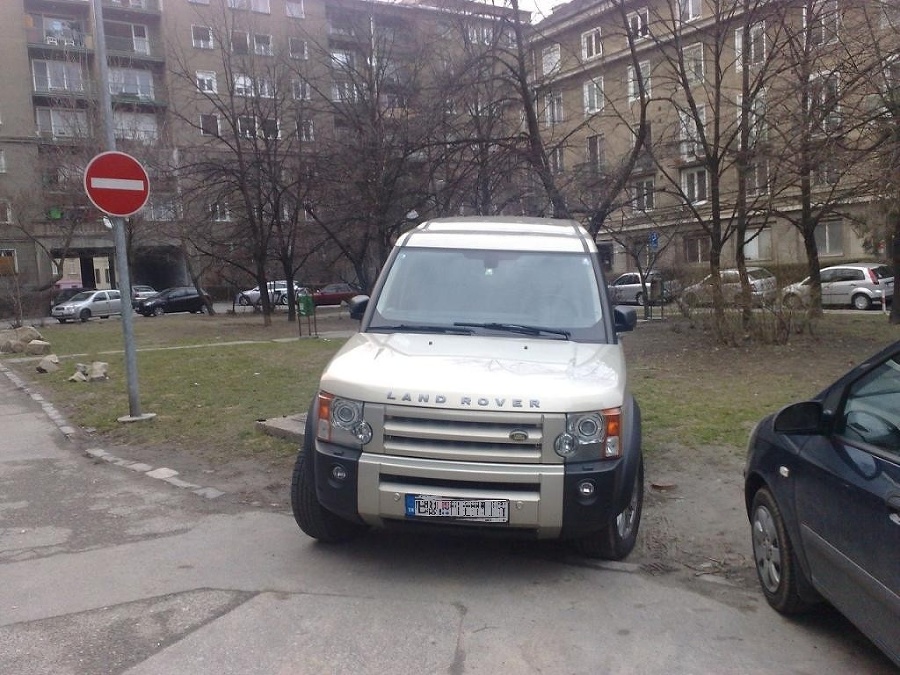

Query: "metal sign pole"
left=91, top=0, right=152, bottom=422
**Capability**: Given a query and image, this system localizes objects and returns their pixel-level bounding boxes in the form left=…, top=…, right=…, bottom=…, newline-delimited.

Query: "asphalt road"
left=0, top=366, right=895, bottom=674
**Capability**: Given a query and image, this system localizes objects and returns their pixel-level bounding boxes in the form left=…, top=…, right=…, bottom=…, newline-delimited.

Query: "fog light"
left=331, top=464, right=348, bottom=481
left=577, top=480, right=595, bottom=497
left=555, top=433, right=577, bottom=457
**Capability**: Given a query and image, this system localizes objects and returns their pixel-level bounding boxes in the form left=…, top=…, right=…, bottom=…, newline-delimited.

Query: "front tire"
left=79, top=309, right=91, bottom=323
left=635, top=292, right=645, bottom=306
left=152, top=306, right=165, bottom=317
left=852, top=293, right=872, bottom=311
left=290, top=427, right=367, bottom=543
left=576, top=458, right=643, bottom=560
left=750, top=488, right=815, bottom=614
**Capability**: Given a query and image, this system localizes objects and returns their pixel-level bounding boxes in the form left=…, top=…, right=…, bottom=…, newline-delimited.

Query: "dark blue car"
left=744, top=340, right=900, bottom=667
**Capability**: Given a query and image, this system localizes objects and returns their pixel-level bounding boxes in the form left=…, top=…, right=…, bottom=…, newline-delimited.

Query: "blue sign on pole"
left=649, top=231, right=659, bottom=251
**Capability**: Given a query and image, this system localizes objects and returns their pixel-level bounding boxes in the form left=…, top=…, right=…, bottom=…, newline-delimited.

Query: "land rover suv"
left=290, top=217, right=643, bottom=559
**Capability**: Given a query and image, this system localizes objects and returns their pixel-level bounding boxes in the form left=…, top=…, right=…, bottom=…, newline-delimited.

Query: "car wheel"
left=152, top=306, right=165, bottom=317
left=576, top=458, right=643, bottom=560
left=290, top=418, right=368, bottom=543
left=635, top=292, right=645, bottom=306
left=238, top=295, right=251, bottom=306
left=278, top=294, right=290, bottom=306
left=57, top=319, right=67, bottom=324
left=750, top=487, right=814, bottom=614
left=852, top=293, right=872, bottom=311
left=79, top=309, right=91, bottom=323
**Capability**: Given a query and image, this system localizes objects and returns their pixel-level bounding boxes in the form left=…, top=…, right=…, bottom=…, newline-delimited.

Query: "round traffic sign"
left=83, top=151, right=150, bottom=217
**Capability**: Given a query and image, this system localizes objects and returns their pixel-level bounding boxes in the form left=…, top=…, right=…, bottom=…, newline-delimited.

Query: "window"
left=209, top=202, right=231, bottom=221
left=467, top=24, right=493, bottom=45
left=189, top=0, right=210, bottom=4
left=743, top=227, right=771, bottom=260
left=331, top=49, right=353, bottom=68
left=256, top=77, right=273, bottom=98
left=805, top=0, right=839, bottom=46
left=108, top=68, right=154, bottom=99
left=747, top=161, right=769, bottom=195
left=545, top=92, right=564, bottom=125
left=0, top=204, right=11, bottom=225
left=632, top=178, right=655, bottom=211
left=226, top=0, right=248, bottom=8
left=683, top=44, right=704, bottom=86
left=231, top=30, right=249, bottom=54
left=581, top=28, right=601, bottom=60
left=738, top=91, right=768, bottom=144
left=810, top=73, right=841, bottom=133
left=627, top=9, right=649, bottom=40
left=32, top=60, right=84, bottom=92
left=583, top=78, right=604, bottom=114
left=292, top=79, right=311, bottom=100
left=104, top=20, right=149, bottom=55
left=838, top=355, right=900, bottom=457
left=542, top=44, right=561, bottom=76
left=735, top=22, right=766, bottom=71
left=196, top=70, right=217, bottom=93
left=251, top=0, right=270, bottom=13
left=679, top=0, right=701, bottom=22
left=0, top=249, right=17, bottom=274
left=191, top=26, right=213, bottom=49
left=36, top=108, right=89, bottom=138
left=298, top=118, right=314, bottom=141
left=683, top=234, right=710, bottom=263
left=549, top=147, right=564, bottom=174
left=146, top=198, right=176, bottom=221
left=254, top=34, right=273, bottom=56
left=286, top=1, right=305, bottom=18
left=332, top=81, right=357, bottom=102
left=627, top=61, right=651, bottom=101
left=199, top=113, right=219, bottom=136
left=233, top=74, right=253, bottom=97
left=260, top=118, right=279, bottom=139
left=113, top=111, right=158, bottom=142
left=238, top=115, right=257, bottom=138
left=587, top=135, right=604, bottom=172
left=815, top=219, right=843, bottom=255
left=290, top=37, right=308, bottom=59
left=679, top=106, right=705, bottom=157
left=0, top=150, right=5, bottom=173
left=813, top=159, right=840, bottom=185
left=682, top=167, right=708, bottom=203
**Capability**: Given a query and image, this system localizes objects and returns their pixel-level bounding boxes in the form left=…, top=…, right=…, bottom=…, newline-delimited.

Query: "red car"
left=312, top=283, right=361, bottom=306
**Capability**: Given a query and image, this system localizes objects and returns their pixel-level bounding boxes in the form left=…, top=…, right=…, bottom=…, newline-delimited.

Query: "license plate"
left=405, top=494, right=509, bottom=523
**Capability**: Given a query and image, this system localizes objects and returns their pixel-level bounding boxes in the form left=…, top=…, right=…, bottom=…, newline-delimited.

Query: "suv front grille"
left=376, top=405, right=557, bottom=464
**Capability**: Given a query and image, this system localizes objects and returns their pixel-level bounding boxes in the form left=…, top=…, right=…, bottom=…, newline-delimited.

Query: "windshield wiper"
left=454, top=322, right=571, bottom=339
left=369, top=324, right=474, bottom=335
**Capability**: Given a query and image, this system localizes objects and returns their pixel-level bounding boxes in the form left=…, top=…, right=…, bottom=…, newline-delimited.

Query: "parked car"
left=235, top=281, right=308, bottom=306
left=131, top=284, right=157, bottom=306
left=50, top=287, right=86, bottom=308
left=51, top=289, right=123, bottom=323
left=136, top=286, right=210, bottom=316
left=312, top=282, right=361, bottom=306
left=609, top=271, right=679, bottom=305
left=782, top=262, right=893, bottom=311
left=743, top=340, right=900, bottom=668
left=681, top=267, right=777, bottom=306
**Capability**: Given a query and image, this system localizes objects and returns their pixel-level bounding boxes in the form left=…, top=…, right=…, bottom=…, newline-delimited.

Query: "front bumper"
left=313, top=440, right=627, bottom=540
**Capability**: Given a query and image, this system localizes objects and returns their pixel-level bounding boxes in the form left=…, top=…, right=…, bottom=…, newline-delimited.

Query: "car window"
left=872, top=265, right=892, bottom=280
left=109, top=291, right=121, bottom=300
left=838, top=356, right=900, bottom=459
left=93, top=292, right=107, bottom=302
left=847, top=269, right=865, bottom=282
left=820, top=269, right=837, bottom=283
left=722, top=271, right=739, bottom=284
left=747, top=269, right=772, bottom=281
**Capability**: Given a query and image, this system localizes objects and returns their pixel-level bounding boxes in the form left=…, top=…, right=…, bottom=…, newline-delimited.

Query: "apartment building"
left=0, top=0, right=523, bottom=312
left=527, top=0, right=899, bottom=277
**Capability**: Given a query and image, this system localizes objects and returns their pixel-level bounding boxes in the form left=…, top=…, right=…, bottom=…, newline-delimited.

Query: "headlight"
left=554, top=409, right=622, bottom=461
left=316, top=391, right=372, bottom=447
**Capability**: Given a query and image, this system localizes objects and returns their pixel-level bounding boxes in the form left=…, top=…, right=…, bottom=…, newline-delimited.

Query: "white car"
left=235, top=281, right=308, bottom=306
left=782, top=263, right=893, bottom=311
left=51, top=289, right=123, bottom=323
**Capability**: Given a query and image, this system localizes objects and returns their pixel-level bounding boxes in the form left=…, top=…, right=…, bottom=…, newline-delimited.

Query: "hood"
left=319, top=332, right=627, bottom=413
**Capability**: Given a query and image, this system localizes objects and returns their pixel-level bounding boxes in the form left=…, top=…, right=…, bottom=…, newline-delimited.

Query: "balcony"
left=105, top=35, right=163, bottom=62
left=26, top=28, right=92, bottom=51
left=103, top=0, right=161, bottom=13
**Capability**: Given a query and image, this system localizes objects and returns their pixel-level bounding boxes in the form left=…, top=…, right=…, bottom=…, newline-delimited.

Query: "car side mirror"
left=773, top=401, right=826, bottom=435
left=614, top=306, right=637, bottom=332
left=348, top=295, right=369, bottom=320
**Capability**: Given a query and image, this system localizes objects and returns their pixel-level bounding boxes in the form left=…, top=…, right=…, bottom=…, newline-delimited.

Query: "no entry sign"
left=83, top=151, right=150, bottom=217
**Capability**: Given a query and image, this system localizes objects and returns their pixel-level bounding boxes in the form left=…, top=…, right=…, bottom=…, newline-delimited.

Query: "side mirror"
left=614, top=306, right=637, bottom=332
left=773, top=400, right=826, bottom=435
left=348, top=295, right=369, bottom=320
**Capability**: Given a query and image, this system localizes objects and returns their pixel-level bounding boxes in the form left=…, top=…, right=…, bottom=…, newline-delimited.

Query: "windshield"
left=368, top=247, right=607, bottom=341
left=68, top=291, right=94, bottom=302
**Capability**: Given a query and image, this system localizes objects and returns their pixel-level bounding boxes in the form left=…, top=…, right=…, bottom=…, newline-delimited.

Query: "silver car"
left=609, top=271, right=679, bottom=305
left=682, top=267, right=778, bottom=306
left=782, top=263, right=893, bottom=311
left=50, top=289, right=123, bottom=323
left=236, top=281, right=308, bottom=306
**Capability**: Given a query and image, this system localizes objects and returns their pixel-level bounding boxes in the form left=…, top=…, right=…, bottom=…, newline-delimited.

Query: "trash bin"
left=297, top=294, right=314, bottom=317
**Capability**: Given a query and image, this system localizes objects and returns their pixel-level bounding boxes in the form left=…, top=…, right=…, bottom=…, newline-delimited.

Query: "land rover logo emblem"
left=509, top=430, right=529, bottom=442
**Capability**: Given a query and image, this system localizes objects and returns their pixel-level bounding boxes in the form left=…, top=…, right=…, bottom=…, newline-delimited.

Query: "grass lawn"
left=3, top=309, right=897, bottom=465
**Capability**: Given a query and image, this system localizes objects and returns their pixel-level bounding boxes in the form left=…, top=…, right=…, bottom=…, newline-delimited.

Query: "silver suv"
left=782, top=262, right=893, bottom=310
